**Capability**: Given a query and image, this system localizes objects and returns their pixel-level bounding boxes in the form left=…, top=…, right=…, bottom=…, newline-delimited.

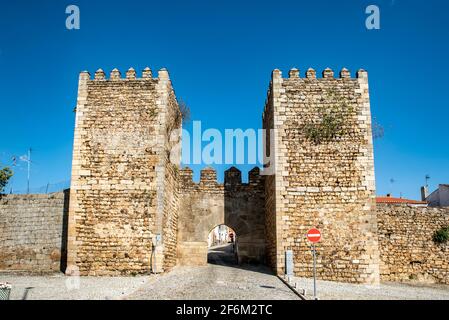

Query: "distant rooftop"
left=376, top=194, right=427, bottom=205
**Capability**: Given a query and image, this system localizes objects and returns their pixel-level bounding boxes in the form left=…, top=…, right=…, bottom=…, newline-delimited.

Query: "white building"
left=426, top=184, right=449, bottom=207
left=207, top=225, right=235, bottom=247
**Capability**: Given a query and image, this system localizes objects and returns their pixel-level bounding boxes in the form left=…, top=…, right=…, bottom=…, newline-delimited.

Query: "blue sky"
left=0, top=0, right=448, bottom=198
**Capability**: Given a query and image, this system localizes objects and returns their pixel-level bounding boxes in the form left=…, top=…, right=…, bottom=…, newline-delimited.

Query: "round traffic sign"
left=307, top=229, right=321, bottom=243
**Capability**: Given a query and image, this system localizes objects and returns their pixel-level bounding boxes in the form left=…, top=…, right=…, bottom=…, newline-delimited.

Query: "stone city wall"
left=4, top=66, right=448, bottom=287
left=0, top=191, right=69, bottom=273
left=378, top=204, right=449, bottom=284
left=177, top=167, right=266, bottom=266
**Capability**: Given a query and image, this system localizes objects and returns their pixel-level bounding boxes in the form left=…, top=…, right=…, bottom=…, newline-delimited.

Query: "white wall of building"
left=427, top=184, right=449, bottom=207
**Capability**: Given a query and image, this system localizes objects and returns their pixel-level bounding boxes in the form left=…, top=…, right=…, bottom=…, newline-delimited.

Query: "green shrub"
left=303, top=89, right=354, bottom=145
left=0, top=167, right=13, bottom=194
left=433, top=227, right=449, bottom=244
left=304, top=112, right=345, bottom=145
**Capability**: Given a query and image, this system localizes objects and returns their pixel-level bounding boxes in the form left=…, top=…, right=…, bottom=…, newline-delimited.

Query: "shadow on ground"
left=207, top=243, right=273, bottom=275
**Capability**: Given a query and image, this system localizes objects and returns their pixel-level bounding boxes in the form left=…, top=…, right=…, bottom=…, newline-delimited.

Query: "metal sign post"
left=285, top=250, right=294, bottom=279
left=307, top=228, right=321, bottom=300
left=312, top=244, right=317, bottom=299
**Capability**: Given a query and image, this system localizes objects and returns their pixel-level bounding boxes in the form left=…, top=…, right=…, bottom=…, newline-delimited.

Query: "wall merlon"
left=200, top=167, right=218, bottom=185
left=306, top=68, right=316, bottom=79
left=158, top=68, right=170, bottom=80
left=224, top=167, right=242, bottom=185
left=272, top=69, right=282, bottom=81
left=126, top=67, right=136, bottom=79
left=110, top=68, right=121, bottom=80
left=340, top=68, right=351, bottom=79
left=322, top=67, right=334, bottom=78
left=288, top=68, right=300, bottom=79
left=94, top=69, right=106, bottom=80
left=248, top=167, right=264, bottom=184
left=79, top=71, right=91, bottom=81
left=142, top=67, right=153, bottom=79
left=357, top=69, right=369, bottom=82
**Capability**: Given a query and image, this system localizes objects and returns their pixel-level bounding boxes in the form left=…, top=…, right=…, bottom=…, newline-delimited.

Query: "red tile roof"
left=376, top=197, right=427, bottom=205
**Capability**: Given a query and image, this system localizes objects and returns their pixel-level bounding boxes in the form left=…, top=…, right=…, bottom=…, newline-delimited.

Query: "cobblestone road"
left=127, top=244, right=300, bottom=300
left=6, top=244, right=446, bottom=300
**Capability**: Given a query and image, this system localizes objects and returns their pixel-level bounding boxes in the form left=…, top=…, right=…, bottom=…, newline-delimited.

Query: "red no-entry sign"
left=307, top=229, right=321, bottom=243
left=307, top=228, right=321, bottom=299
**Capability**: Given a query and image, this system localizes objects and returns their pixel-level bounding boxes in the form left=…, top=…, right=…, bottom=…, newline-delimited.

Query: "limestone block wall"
left=159, top=76, right=182, bottom=271
left=263, top=80, right=277, bottom=271
left=67, top=67, right=181, bottom=276
left=177, top=167, right=266, bottom=266
left=377, top=204, right=449, bottom=284
left=0, top=191, right=69, bottom=273
left=263, top=68, right=380, bottom=284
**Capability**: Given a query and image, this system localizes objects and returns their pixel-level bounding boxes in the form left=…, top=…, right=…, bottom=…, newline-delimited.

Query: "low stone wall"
left=377, top=204, right=449, bottom=284
left=0, top=191, right=69, bottom=273
left=177, top=242, right=208, bottom=266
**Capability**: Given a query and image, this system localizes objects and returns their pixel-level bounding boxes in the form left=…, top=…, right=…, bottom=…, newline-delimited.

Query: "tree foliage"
left=303, top=89, right=353, bottom=145
left=179, top=100, right=191, bottom=123
left=0, top=167, right=13, bottom=194
left=433, top=226, right=449, bottom=244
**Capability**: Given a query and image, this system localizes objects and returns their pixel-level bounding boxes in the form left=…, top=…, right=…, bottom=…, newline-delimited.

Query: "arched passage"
left=177, top=167, right=266, bottom=266
left=207, top=225, right=237, bottom=265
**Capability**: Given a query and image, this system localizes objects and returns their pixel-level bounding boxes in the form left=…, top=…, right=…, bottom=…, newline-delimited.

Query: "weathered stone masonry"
left=66, top=68, right=181, bottom=275
left=263, top=68, right=380, bottom=284
left=2, top=66, right=448, bottom=285
left=177, top=167, right=266, bottom=266
left=377, top=204, right=449, bottom=284
left=0, top=191, right=69, bottom=272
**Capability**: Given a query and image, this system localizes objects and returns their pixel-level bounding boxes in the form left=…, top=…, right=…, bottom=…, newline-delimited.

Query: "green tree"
left=0, top=167, right=13, bottom=194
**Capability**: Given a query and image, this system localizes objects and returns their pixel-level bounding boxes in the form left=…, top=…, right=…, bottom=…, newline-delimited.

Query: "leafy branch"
left=303, top=89, right=353, bottom=145
left=0, top=167, right=13, bottom=194
left=433, top=226, right=449, bottom=244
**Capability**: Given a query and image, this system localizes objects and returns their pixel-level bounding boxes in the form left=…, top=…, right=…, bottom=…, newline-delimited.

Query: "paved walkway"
left=0, top=273, right=148, bottom=300
left=128, top=244, right=299, bottom=300
left=4, top=244, right=447, bottom=300
left=291, top=276, right=449, bottom=300
left=1, top=244, right=298, bottom=300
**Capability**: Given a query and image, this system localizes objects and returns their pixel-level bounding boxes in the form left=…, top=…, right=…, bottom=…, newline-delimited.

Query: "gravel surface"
left=0, top=273, right=149, bottom=300
left=4, top=243, right=446, bottom=300
left=128, top=244, right=300, bottom=300
left=290, top=276, right=449, bottom=300
left=0, top=244, right=298, bottom=300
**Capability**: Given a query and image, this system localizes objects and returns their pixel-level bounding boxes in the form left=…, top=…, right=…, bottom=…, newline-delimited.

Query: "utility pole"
left=20, top=148, right=32, bottom=194
left=27, top=148, right=31, bottom=194
left=10, top=156, right=17, bottom=194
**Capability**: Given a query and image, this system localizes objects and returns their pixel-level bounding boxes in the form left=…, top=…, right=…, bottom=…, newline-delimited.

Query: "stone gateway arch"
left=66, top=66, right=380, bottom=284
left=177, top=166, right=266, bottom=266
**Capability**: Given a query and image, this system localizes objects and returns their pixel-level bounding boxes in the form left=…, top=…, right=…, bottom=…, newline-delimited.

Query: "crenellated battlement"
left=269, top=67, right=367, bottom=80
left=79, top=67, right=170, bottom=81
left=66, top=64, right=381, bottom=283
left=263, top=67, right=369, bottom=121
left=179, top=166, right=265, bottom=192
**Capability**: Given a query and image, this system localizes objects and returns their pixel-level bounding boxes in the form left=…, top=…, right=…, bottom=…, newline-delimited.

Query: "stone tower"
left=263, top=68, right=380, bottom=284
left=67, top=65, right=380, bottom=284
left=66, top=67, right=181, bottom=275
